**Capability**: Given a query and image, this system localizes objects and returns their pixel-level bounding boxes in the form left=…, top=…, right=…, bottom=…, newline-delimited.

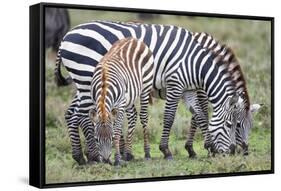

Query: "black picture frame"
left=29, top=2, right=274, bottom=188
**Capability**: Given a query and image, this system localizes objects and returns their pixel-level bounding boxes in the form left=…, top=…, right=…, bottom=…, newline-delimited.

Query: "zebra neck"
left=209, top=88, right=236, bottom=110
left=199, top=52, right=237, bottom=109
left=211, top=91, right=236, bottom=114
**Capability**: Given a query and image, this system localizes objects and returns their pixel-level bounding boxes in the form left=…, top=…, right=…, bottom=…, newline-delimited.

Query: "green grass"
left=45, top=10, right=272, bottom=184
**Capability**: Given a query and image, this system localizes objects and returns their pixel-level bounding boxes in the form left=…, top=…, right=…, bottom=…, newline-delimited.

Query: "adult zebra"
left=89, top=37, right=154, bottom=165
left=182, top=32, right=261, bottom=157
left=55, top=20, right=240, bottom=163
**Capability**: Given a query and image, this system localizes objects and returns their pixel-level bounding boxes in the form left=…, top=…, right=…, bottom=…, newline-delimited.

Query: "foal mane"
left=98, top=38, right=133, bottom=122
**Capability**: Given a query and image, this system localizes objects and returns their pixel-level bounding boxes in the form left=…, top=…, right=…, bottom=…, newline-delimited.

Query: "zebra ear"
left=89, top=108, right=98, bottom=123
left=250, top=104, right=262, bottom=113
left=227, top=93, right=239, bottom=111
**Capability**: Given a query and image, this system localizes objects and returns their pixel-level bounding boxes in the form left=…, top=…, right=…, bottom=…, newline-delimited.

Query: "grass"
left=45, top=9, right=272, bottom=184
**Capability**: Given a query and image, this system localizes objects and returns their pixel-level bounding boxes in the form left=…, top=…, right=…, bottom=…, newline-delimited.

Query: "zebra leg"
left=182, top=91, right=199, bottom=158
left=191, top=113, right=212, bottom=152
left=185, top=115, right=198, bottom=158
left=113, top=110, right=125, bottom=166
left=119, top=131, right=125, bottom=156
left=65, top=114, right=86, bottom=165
left=186, top=114, right=211, bottom=157
left=140, top=94, right=151, bottom=160
left=159, top=85, right=182, bottom=160
left=79, top=116, right=100, bottom=164
left=183, top=90, right=212, bottom=156
left=65, top=96, right=86, bottom=165
left=123, top=106, right=137, bottom=161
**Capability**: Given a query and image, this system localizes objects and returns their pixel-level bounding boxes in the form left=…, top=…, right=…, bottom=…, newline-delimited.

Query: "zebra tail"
left=54, top=49, right=72, bottom=86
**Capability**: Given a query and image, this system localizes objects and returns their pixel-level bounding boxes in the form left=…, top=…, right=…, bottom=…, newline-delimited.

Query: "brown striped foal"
left=89, top=37, right=154, bottom=165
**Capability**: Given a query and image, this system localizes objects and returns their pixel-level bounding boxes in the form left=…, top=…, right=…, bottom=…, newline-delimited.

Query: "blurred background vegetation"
left=45, top=8, right=272, bottom=184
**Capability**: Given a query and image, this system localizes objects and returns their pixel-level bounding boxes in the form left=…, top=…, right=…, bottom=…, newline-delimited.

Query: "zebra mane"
left=98, top=59, right=109, bottom=123
left=98, top=38, right=133, bottom=122
left=193, top=32, right=250, bottom=110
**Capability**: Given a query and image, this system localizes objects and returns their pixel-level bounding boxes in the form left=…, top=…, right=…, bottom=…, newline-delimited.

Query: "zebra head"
left=209, top=93, right=241, bottom=155
left=89, top=108, right=117, bottom=163
left=210, top=93, right=262, bottom=155
left=235, top=100, right=262, bottom=155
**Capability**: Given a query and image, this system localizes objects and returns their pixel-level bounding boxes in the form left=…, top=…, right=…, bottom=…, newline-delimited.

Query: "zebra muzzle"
left=103, top=158, right=113, bottom=165
left=242, top=142, right=249, bottom=156
left=229, top=144, right=236, bottom=155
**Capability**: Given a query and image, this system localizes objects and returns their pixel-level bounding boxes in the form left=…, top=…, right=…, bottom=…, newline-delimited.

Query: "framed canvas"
left=29, top=2, right=274, bottom=188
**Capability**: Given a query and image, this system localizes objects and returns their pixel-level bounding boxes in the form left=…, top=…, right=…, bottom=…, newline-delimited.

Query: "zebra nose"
left=229, top=144, right=236, bottom=155
left=101, top=152, right=111, bottom=162
left=97, top=156, right=103, bottom=163
left=209, top=143, right=216, bottom=153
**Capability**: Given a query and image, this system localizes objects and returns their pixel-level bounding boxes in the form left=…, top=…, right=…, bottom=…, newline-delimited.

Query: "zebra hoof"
left=185, top=144, right=197, bottom=158
left=164, top=155, right=173, bottom=160
left=189, top=152, right=197, bottom=159
left=204, top=142, right=213, bottom=151
left=77, top=158, right=86, bottom=165
left=159, top=145, right=172, bottom=160
left=114, top=160, right=121, bottom=166
left=243, top=151, right=249, bottom=156
left=114, top=160, right=126, bottom=166
left=87, top=160, right=98, bottom=165
left=144, top=153, right=151, bottom=160
left=124, top=153, right=134, bottom=161
left=74, top=154, right=86, bottom=165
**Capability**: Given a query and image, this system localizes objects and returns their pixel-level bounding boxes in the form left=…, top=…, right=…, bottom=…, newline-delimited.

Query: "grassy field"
left=45, top=9, right=272, bottom=184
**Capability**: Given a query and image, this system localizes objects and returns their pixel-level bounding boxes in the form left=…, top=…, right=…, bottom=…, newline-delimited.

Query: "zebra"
left=55, top=20, right=242, bottom=162
left=89, top=37, right=154, bottom=165
left=183, top=32, right=261, bottom=157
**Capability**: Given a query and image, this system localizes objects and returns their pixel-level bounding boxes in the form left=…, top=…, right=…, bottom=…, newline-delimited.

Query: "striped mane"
left=98, top=60, right=109, bottom=123
left=223, top=46, right=250, bottom=110
left=193, top=32, right=250, bottom=110
left=97, top=38, right=132, bottom=122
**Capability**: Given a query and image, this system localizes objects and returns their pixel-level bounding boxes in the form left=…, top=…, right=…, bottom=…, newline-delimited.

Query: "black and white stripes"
left=183, top=32, right=261, bottom=155
left=55, top=20, right=250, bottom=163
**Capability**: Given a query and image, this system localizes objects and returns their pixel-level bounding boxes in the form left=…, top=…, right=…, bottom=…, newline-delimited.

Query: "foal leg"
left=123, top=106, right=138, bottom=161
left=140, top=94, right=151, bottom=160
left=113, top=110, right=125, bottom=166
